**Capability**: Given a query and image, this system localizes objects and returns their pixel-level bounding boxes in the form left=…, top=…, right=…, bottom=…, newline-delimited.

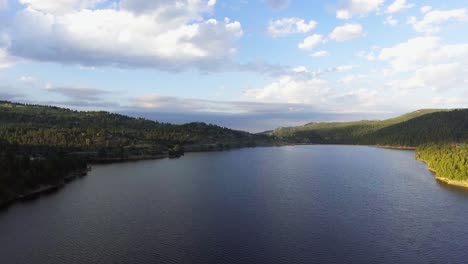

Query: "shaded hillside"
left=273, top=109, right=466, bottom=146
left=273, top=109, right=468, bottom=186
left=363, top=110, right=468, bottom=146
left=0, top=101, right=272, bottom=157
left=0, top=101, right=274, bottom=206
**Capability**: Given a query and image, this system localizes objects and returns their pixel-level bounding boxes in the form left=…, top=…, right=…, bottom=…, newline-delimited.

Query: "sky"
left=0, top=0, right=467, bottom=132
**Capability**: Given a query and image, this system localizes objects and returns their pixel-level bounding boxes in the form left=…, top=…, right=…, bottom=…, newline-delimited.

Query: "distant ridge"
left=272, top=109, right=467, bottom=147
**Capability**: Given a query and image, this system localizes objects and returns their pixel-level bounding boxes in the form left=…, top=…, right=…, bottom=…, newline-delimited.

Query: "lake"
left=1, top=145, right=468, bottom=264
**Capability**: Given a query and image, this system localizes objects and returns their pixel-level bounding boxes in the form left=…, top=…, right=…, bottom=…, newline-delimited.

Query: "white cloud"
left=336, top=0, right=384, bottom=19
left=333, top=88, right=379, bottom=108
left=267, top=17, right=317, bottom=37
left=244, top=74, right=331, bottom=104
left=336, top=65, right=354, bottom=72
left=120, top=0, right=215, bottom=16
left=4, top=0, right=243, bottom=71
left=356, top=46, right=380, bottom=61
left=293, top=66, right=308, bottom=73
left=420, top=6, right=432, bottom=14
left=380, top=37, right=468, bottom=92
left=408, top=8, right=468, bottom=34
left=387, top=63, right=465, bottom=91
left=338, top=74, right=365, bottom=85
left=386, top=0, right=414, bottom=14
left=329, top=23, right=364, bottom=42
left=384, top=16, right=398, bottom=26
left=0, top=49, right=15, bottom=69
left=243, top=68, right=383, bottom=112
left=18, top=0, right=105, bottom=14
left=17, top=75, right=36, bottom=82
left=379, top=37, right=468, bottom=72
left=298, top=34, right=323, bottom=50
left=311, top=50, right=329, bottom=57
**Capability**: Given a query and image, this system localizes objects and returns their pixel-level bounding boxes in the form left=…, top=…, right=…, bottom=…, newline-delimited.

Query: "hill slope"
left=0, top=101, right=272, bottom=156
left=273, top=109, right=467, bottom=146
left=272, top=109, right=468, bottom=186
left=0, top=101, right=273, bottom=207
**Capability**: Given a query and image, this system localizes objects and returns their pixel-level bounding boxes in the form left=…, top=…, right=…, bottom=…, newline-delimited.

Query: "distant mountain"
left=272, top=109, right=467, bottom=146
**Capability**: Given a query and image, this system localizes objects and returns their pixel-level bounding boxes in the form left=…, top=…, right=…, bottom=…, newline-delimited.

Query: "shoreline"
left=375, top=145, right=416, bottom=150
left=0, top=167, right=90, bottom=210
left=416, top=157, right=468, bottom=189
left=435, top=177, right=468, bottom=189
left=0, top=144, right=264, bottom=209
left=2, top=143, right=465, bottom=210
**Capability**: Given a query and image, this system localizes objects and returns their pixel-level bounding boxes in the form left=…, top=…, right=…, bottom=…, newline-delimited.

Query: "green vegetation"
left=0, top=139, right=87, bottom=206
left=0, top=101, right=274, bottom=206
left=0, top=100, right=467, bottom=206
left=273, top=109, right=464, bottom=145
left=0, top=101, right=272, bottom=157
left=273, top=109, right=468, bottom=185
left=416, top=143, right=468, bottom=186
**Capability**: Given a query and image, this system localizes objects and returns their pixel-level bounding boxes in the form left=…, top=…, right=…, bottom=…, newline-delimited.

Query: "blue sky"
left=0, top=0, right=467, bottom=131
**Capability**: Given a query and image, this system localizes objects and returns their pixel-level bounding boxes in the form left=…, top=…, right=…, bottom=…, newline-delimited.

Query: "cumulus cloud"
left=408, top=8, right=468, bottom=34
left=2, top=0, right=243, bottom=71
left=385, top=0, right=414, bottom=14
left=332, top=88, right=379, bottom=108
left=244, top=75, right=331, bottom=104
left=384, top=16, right=398, bottom=26
left=336, top=0, right=384, bottom=19
left=379, top=36, right=468, bottom=72
left=267, top=17, right=317, bottom=37
left=336, top=65, right=354, bottom=72
left=387, top=63, right=466, bottom=92
left=379, top=37, right=468, bottom=92
left=265, top=0, right=290, bottom=10
left=18, top=0, right=105, bottom=14
left=338, top=74, right=363, bottom=84
left=243, top=66, right=385, bottom=113
left=298, top=34, right=323, bottom=50
left=356, top=46, right=380, bottom=61
left=329, top=23, right=364, bottom=42
left=420, top=6, right=432, bottom=14
left=311, top=50, right=329, bottom=57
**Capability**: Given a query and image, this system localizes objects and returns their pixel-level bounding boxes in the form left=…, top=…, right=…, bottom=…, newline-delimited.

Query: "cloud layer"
left=3, top=0, right=243, bottom=71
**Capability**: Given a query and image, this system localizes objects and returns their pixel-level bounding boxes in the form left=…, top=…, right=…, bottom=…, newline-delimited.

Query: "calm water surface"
left=1, top=145, right=468, bottom=264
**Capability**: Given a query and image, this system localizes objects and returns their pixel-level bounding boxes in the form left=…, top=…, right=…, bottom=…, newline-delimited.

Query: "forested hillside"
left=0, top=101, right=273, bottom=207
left=0, top=140, right=87, bottom=206
left=0, top=101, right=272, bottom=157
left=272, top=109, right=468, bottom=186
left=273, top=109, right=465, bottom=145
